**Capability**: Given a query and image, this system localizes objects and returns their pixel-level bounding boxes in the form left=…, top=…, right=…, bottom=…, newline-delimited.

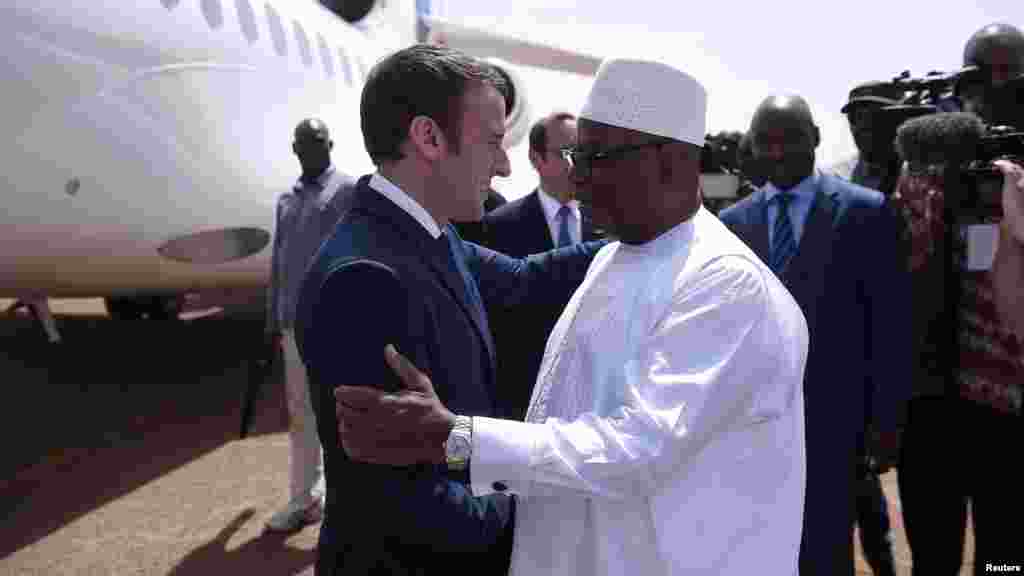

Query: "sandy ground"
left=0, top=298, right=974, bottom=575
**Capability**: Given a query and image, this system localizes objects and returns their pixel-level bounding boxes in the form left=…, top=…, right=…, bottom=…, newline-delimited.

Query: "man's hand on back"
left=334, top=345, right=457, bottom=466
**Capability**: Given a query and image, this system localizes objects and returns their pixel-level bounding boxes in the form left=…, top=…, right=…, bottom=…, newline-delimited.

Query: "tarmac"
left=0, top=298, right=975, bottom=575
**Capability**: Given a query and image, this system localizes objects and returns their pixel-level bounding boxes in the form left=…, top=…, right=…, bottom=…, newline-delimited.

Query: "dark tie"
left=438, top=231, right=487, bottom=323
left=770, top=192, right=797, bottom=274
left=556, top=205, right=573, bottom=247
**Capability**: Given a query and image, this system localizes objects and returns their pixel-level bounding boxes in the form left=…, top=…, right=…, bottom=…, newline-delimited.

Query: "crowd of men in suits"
left=263, top=21, right=1024, bottom=576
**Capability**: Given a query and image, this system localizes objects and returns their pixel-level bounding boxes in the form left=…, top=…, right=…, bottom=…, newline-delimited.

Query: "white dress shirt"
left=469, top=207, right=809, bottom=575
left=538, top=186, right=582, bottom=246
left=763, top=170, right=820, bottom=248
left=368, top=172, right=442, bottom=239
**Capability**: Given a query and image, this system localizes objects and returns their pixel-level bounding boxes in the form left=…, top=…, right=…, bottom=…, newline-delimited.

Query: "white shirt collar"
left=537, top=185, right=581, bottom=223
left=294, top=165, right=336, bottom=193
left=368, top=172, right=443, bottom=239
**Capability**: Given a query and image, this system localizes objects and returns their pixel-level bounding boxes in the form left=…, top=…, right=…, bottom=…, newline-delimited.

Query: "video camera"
left=866, top=69, right=1024, bottom=220
left=960, top=125, right=1024, bottom=220
left=699, top=131, right=744, bottom=200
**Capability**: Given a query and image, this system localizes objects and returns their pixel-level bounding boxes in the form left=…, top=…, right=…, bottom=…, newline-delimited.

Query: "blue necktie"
left=556, top=205, right=573, bottom=247
left=770, top=192, right=797, bottom=274
left=439, top=232, right=486, bottom=320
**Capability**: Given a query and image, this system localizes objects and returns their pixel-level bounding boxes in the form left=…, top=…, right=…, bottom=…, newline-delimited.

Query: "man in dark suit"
left=717, top=95, right=912, bottom=576
left=486, top=112, right=603, bottom=254
left=482, top=112, right=604, bottom=419
left=295, top=44, right=603, bottom=576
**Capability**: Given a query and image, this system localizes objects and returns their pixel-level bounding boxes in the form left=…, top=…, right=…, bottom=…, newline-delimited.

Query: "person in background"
left=264, top=118, right=356, bottom=533
left=831, top=81, right=907, bottom=197
left=719, top=94, right=912, bottom=576
left=894, top=22, right=1024, bottom=574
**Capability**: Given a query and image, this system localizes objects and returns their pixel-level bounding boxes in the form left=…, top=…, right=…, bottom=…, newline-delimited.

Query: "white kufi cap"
left=580, top=58, right=707, bottom=146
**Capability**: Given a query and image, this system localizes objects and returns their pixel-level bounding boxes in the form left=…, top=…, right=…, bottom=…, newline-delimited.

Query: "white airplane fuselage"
left=0, top=0, right=413, bottom=298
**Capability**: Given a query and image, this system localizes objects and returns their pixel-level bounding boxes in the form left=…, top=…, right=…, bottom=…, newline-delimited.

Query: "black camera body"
left=960, top=126, right=1024, bottom=220
left=866, top=70, right=1023, bottom=220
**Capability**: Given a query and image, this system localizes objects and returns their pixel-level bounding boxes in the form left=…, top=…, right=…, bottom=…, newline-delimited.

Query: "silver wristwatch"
left=444, top=415, right=473, bottom=472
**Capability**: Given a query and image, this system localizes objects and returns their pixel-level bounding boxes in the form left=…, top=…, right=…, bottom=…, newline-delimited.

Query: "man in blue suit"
left=295, top=44, right=604, bottom=575
left=718, top=95, right=912, bottom=576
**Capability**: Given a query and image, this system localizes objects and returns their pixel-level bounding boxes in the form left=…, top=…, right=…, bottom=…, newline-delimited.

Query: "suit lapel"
left=443, top=228, right=496, bottom=364
left=747, top=188, right=771, bottom=264
left=352, top=181, right=495, bottom=365
left=783, top=179, right=837, bottom=286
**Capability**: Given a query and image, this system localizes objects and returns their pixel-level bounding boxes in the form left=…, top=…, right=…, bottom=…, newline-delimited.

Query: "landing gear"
left=6, top=296, right=62, bottom=343
left=104, top=295, right=184, bottom=321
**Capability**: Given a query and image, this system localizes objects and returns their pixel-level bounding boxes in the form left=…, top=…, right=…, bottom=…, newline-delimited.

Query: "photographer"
left=831, top=81, right=906, bottom=196
left=893, top=23, right=1024, bottom=574
left=700, top=131, right=746, bottom=213
left=957, top=23, right=1024, bottom=129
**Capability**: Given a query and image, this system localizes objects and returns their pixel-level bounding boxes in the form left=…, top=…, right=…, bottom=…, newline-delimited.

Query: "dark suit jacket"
left=295, top=177, right=602, bottom=575
left=718, top=173, right=912, bottom=575
left=481, top=189, right=604, bottom=420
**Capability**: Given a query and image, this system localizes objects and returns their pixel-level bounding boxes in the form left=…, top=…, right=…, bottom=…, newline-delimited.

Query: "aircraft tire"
left=105, top=296, right=144, bottom=321
left=105, top=295, right=182, bottom=321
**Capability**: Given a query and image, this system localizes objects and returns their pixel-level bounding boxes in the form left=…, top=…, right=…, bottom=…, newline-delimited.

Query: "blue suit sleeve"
left=864, top=203, right=913, bottom=431
left=463, top=239, right=608, bottom=311
left=300, top=259, right=514, bottom=555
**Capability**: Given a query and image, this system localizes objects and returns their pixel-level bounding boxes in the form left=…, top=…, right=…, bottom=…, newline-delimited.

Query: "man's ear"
left=408, top=116, right=445, bottom=161
left=328, top=140, right=334, bottom=152
left=292, top=141, right=299, bottom=156
left=528, top=149, right=543, bottom=172
left=811, top=124, right=822, bottom=149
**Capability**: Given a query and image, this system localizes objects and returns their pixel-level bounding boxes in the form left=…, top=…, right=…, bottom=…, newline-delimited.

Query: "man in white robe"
left=334, top=57, right=809, bottom=575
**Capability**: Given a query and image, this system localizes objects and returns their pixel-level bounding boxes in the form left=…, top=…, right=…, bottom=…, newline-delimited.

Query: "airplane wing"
left=418, top=15, right=603, bottom=77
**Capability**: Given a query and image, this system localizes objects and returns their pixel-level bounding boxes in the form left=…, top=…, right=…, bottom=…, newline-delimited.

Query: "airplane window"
left=235, top=0, right=258, bottom=43
left=322, top=0, right=376, bottom=24
left=294, top=22, right=313, bottom=68
left=337, top=47, right=353, bottom=86
left=318, top=33, right=334, bottom=78
left=201, top=0, right=223, bottom=29
left=161, top=0, right=181, bottom=9
left=266, top=4, right=286, bottom=56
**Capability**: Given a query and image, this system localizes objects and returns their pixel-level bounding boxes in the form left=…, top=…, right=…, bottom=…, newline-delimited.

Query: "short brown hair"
left=360, top=44, right=507, bottom=165
left=529, top=112, right=576, bottom=160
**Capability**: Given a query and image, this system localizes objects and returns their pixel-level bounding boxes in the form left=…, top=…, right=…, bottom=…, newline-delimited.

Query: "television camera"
left=869, top=68, right=1024, bottom=220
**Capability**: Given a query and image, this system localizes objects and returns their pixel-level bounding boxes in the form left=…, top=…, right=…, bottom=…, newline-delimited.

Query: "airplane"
left=0, top=0, right=596, bottom=328
left=0, top=0, right=736, bottom=335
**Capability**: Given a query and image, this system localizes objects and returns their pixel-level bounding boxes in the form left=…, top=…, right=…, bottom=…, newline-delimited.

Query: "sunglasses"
left=560, top=141, right=666, bottom=179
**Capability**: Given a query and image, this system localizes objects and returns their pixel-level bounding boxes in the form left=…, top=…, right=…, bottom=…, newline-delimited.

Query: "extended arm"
left=463, top=239, right=608, bottom=312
